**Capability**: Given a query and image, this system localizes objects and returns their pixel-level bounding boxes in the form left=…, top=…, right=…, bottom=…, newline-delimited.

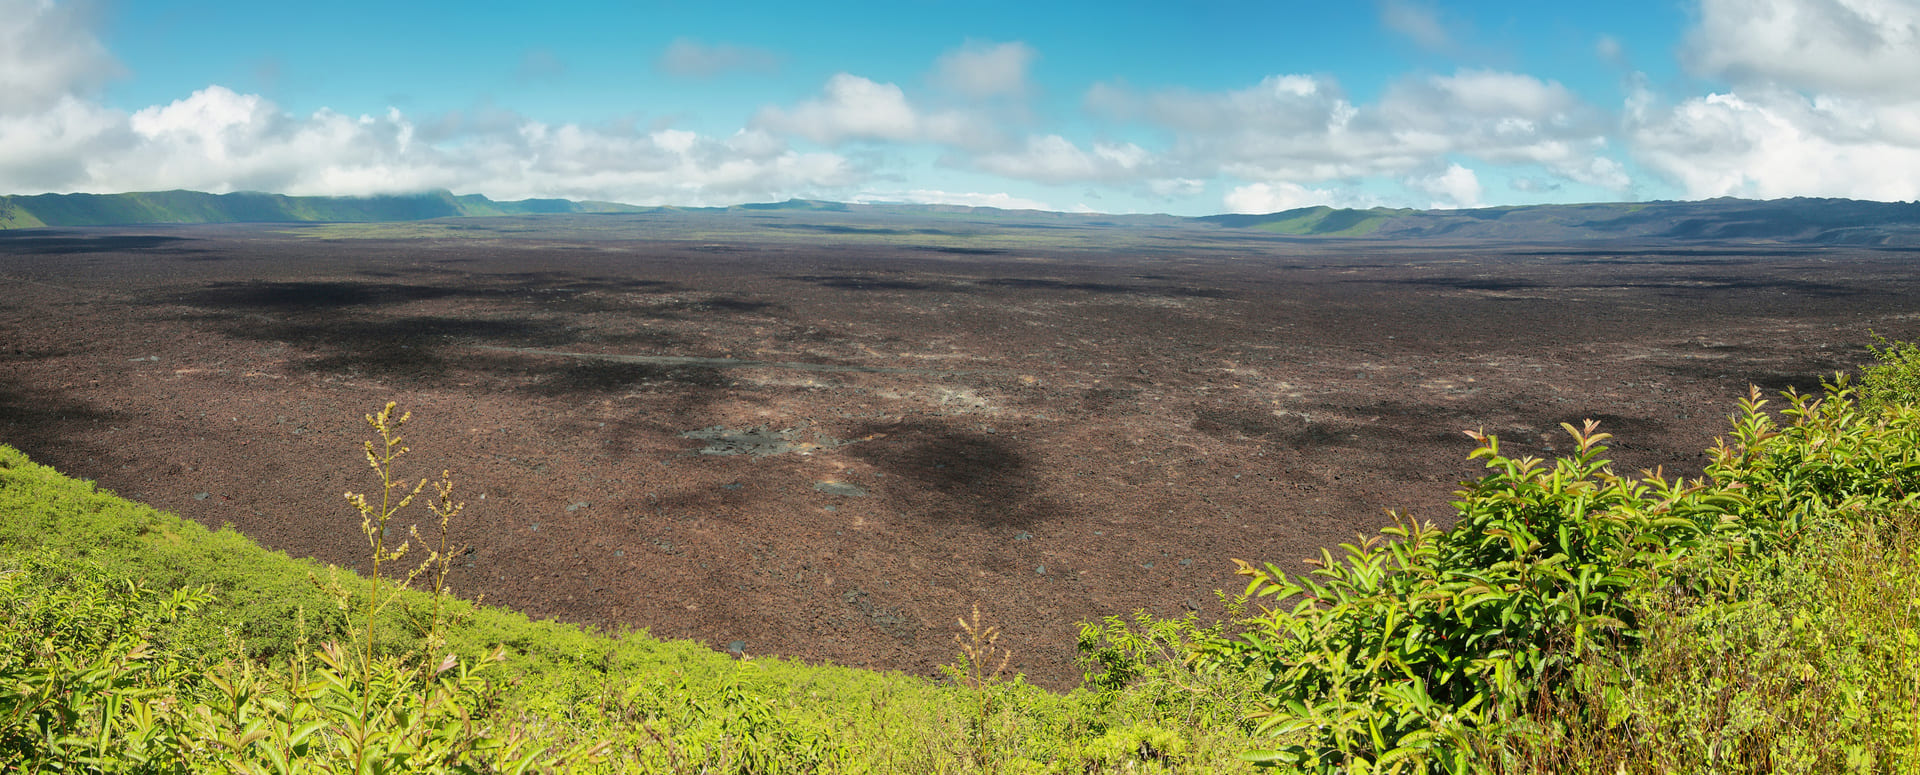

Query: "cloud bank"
left=5, top=0, right=1920, bottom=214
left=1628, top=0, right=1920, bottom=200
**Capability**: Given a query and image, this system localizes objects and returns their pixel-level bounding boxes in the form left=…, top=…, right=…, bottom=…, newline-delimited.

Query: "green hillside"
left=0, top=189, right=647, bottom=228
left=1197, top=205, right=1402, bottom=235
left=6, top=190, right=1920, bottom=246
left=0, top=405, right=1263, bottom=772
left=1202, top=197, right=1920, bottom=245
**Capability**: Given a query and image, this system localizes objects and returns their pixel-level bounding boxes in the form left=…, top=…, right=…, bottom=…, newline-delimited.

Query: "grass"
left=0, top=404, right=1263, bottom=772
left=0, top=190, right=653, bottom=230
left=1517, top=508, right=1920, bottom=772
left=6, top=344, right=1920, bottom=771
left=1248, top=207, right=1392, bottom=237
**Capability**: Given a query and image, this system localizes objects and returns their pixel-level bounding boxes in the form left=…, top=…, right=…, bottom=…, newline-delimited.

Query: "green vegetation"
left=1249, top=207, right=1393, bottom=237
left=1223, top=381, right=1920, bottom=771
left=0, top=199, right=46, bottom=229
left=1860, top=335, right=1920, bottom=414
left=0, top=405, right=1262, bottom=772
left=6, top=193, right=1920, bottom=250
left=7, top=344, right=1920, bottom=771
left=0, top=190, right=647, bottom=229
left=1197, top=207, right=1398, bottom=237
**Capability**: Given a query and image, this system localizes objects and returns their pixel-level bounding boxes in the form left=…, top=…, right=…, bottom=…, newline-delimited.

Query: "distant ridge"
left=3, top=191, right=1918, bottom=246
left=1197, top=197, right=1920, bottom=245
left=0, top=189, right=646, bottom=229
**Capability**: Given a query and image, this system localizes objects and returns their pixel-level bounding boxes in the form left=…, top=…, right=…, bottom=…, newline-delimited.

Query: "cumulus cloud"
left=753, top=72, right=1004, bottom=152
left=1090, top=69, right=1630, bottom=198
left=0, top=83, right=862, bottom=204
left=0, top=1, right=1648, bottom=213
left=1223, top=181, right=1341, bottom=213
left=931, top=40, right=1036, bottom=99
left=850, top=188, right=1053, bottom=210
left=1686, top=0, right=1920, bottom=97
left=0, top=6, right=895, bottom=208
left=655, top=38, right=780, bottom=78
left=1626, top=0, right=1920, bottom=200
left=754, top=73, right=922, bottom=143
left=43, top=0, right=1920, bottom=215
left=1405, top=163, right=1483, bottom=208
left=0, top=96, right=125, bottom=190
left=1629, top=84, right=1920, bottom=200
left=0, top=0, right=120, bottom=115
left=971, top=135, right=1153, bottom=184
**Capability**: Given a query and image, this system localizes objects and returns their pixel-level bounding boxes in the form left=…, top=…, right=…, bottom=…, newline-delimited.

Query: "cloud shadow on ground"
left=843, top=416, right=1052, bottom=530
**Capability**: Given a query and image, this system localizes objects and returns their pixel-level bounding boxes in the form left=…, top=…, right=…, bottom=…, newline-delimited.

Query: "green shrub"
left=1227, top=420, right=1733, bottom=771
left=0, top=551, right=215, bottom=769
left=1224, top=359, right=1920, bottom=771
left=1860, top=334, right=1920, bottom=411
left=1520, top=507, right=1920, bottom=774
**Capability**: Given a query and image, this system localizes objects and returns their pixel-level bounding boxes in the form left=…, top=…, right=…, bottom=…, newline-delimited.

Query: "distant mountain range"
left=3, top=189, right=1918, bottom=246
left=0, top=189, right=646, bottom=229
left=1197, top=198, right=1920, bottom=245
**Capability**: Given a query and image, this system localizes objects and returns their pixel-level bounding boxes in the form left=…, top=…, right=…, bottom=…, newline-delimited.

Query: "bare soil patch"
left=1, top=220, right=1913, bottom=686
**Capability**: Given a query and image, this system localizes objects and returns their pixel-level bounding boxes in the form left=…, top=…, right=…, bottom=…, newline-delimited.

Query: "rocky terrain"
left=1, top=213, right=1910, bottom=685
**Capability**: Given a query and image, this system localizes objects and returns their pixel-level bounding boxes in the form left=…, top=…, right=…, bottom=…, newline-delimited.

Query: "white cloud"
left=0, top=96, right=125, bottom=190
left=753, top=72, right=1006, bottom=153
left=1088, top=73, right=1343, bottom=135
left=1223, top=181, right=1339, bottom=213
left=0, top=0, right=120, bottom=115
left=1389, top=69, right=1583, bottom=123
left=1405, top=163, right=1483, bottom=208
left=755, top=73, right=922, bottom=143
left=931, top=41, right=1036, bottom=99
left=1627, top=0, right=1920, bottom=201
left=655, top=38, right=780, bottom=78
left=1090, top=69, right=1630, bottom=200
left=971, top=135, right=1154, bottom=183
left=1629, top=85, right=1920, bottom=200
left=0, top=83, right=864, bottom=205
left=45, top=0, right=1920, bottom=215
left=6, top=7, right=1633, bottom=214
left=650, top=128, right=697, bottom=155
left=1687, top=0, right=1920, bottom=97
left=851, top=188, right=1053, bottom=210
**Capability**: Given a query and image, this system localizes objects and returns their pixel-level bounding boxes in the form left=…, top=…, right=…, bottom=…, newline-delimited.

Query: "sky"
left=3, top=0, right=1919, bottom=216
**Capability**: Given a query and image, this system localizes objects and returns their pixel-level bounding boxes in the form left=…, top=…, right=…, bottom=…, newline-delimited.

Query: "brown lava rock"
left=0, top=218, right=1910, bottom=687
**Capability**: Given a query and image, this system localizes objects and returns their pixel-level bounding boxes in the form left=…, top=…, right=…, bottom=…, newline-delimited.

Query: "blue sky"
left=4, top=0, right=1917, bottom=215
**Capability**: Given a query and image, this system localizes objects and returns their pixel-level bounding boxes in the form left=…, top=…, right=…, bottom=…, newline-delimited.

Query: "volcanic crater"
left=1, top=214, right=1911, bottom=686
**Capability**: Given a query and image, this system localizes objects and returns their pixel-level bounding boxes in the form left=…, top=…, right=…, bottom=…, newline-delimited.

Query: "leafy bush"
left=1860, top=334, right=1920, bottom=411
left=0, top=551, right=214, bottom=769
left=1522, top=507, right=1920, bottom=773
left=1222, top=344, right=1920, bottom=771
